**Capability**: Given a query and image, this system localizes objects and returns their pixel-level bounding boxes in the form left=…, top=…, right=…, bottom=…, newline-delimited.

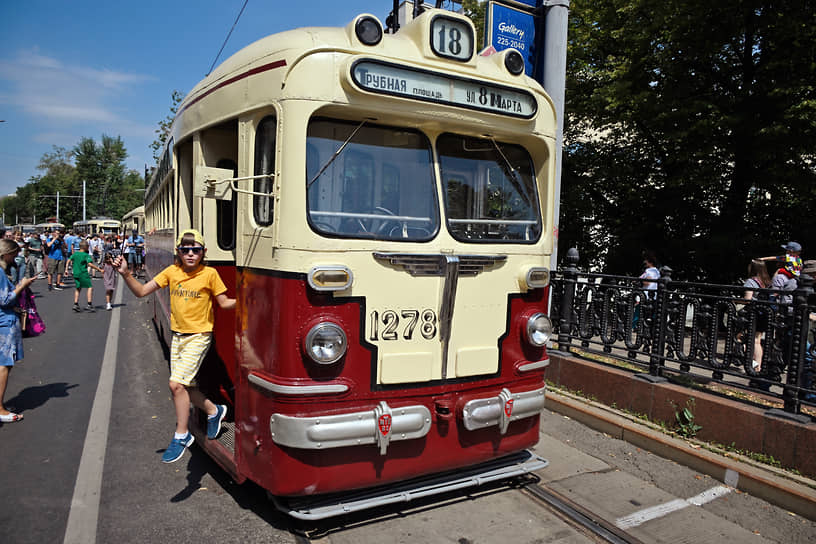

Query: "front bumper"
left=269, top=385, right=546, bottom=455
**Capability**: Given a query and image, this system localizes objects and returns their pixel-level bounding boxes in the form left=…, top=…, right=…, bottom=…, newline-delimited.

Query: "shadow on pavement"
left=5, top=381, right=78, bottom=413
left=168, top=446, right=291, bottom=529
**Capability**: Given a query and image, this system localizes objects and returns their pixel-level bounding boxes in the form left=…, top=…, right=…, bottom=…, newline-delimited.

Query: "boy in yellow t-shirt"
left=114, top=229, right=235, bottom=463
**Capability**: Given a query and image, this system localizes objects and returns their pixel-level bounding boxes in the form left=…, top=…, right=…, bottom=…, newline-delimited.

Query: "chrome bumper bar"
left=462, top=386, right=546, bottom=434
left=269, top=386, right=546, bottom=454
left=270, top=402, right=432, bottom=454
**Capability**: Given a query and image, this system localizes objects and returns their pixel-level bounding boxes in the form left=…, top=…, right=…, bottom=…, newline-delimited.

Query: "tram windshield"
left=307, top=118, right=439, bottom=241
left=305, top=119, right=541, bottom=243
left=438, top=133, right=541, bottom=243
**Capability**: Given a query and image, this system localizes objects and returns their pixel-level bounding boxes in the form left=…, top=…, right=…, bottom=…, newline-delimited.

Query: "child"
left=69, top=240, right=103, bottom=312
left=102, top=252, right=117, bottom=310
left=113, top=229, right=235, bottom=463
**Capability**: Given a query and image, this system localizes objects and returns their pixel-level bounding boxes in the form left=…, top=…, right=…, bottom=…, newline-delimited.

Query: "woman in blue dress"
left=0, top=239, right=37, bottom=423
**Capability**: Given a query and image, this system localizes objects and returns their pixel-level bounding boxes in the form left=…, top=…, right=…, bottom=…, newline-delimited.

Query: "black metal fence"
left=550, top=248, right=816, bottom=419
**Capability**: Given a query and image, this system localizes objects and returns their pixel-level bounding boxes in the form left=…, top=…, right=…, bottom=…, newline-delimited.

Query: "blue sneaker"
left=207, top=404, right=227, bottom=439
left=162, top=433, right=194, bottom=463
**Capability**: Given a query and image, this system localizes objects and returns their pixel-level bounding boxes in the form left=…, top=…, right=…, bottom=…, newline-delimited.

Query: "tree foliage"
left=150, top=90, right=184, bottom=163
left=1, top=137, right=144, bottom=228
left=560, top=0, right=816, bottom=281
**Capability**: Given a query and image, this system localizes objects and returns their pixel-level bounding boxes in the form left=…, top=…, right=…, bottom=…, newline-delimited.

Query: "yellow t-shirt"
left=153, top=264, right=227, bottom=333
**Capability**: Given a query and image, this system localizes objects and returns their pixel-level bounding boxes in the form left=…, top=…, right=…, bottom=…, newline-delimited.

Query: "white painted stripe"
left=615, top=485, right=732, bottom=530
left=63, top=283, right=124, bottom=544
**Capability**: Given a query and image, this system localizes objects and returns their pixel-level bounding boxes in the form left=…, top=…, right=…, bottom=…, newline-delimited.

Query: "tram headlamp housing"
left=304, top=322, right=348, bottom=364
left=355, top=16, right=383, bottom=46
left=504, top=49, right=525, bottom=76
left=526, top=313, right=553, bottom=347
left=525, top=267, right=550, bottom=289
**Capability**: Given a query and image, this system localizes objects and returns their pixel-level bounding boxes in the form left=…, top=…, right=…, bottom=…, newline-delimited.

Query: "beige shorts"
left=169, top=332, right=212, bottom=386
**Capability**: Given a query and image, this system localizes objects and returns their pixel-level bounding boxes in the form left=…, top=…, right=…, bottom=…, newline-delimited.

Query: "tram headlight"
left=355, top=16, right=383, bottom=46
left=504, top=49, right=525, bottom=76
left=525, top=313, right=552, bottom=347
left=304, top=322, right=348, bottom=364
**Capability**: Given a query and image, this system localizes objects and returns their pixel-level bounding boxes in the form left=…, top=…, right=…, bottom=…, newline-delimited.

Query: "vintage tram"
left=144, top=7, right=556, bottom=519
left=122, top=205, right=145, bottom=236
left=73, top=217, right=122, bottom=236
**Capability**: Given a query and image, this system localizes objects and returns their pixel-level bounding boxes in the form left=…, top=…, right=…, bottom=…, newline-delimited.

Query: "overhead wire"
left=206, top=0, right=250, bottom=76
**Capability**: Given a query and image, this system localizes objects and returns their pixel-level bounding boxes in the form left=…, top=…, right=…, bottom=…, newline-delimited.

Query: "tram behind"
left=144, top=9, right=556, bottom=518
left=122, top=206, right=145, bottom=236
left=73, top=217, right=122, bottom=236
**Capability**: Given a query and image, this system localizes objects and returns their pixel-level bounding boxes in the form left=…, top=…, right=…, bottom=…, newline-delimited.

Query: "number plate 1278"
left=369, top=309, right=438, bottom=341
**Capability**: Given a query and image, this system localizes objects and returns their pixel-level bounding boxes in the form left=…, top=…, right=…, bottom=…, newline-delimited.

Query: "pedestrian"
left=759, top=241, right=803, bottom=285
left=126, top=229, right=145, bottom=277
left=63, top=230, right=76, bottom=277
left=26, top=231, right=44, bottom=278
left=742, top=259, right=772, bottom=372
left=639, top=251, right=660, bottom=296
left=11, top=235, right=26, bottom=285
left=113, top=229, right=235, bottom=463
left=89, top=233, right=104, bottom=279
left=633, top=251, right=660, bottom=329
left=69, top=241, right=103, bottom=312
left=45, top=229, right=67, bottom=291
left=0, top=239, right=37, bottom=423
left=102, top=252, right=117, bottom=311
left=769, top=243, right=801, bottom=307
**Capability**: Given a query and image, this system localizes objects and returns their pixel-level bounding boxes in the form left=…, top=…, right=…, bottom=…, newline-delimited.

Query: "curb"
left=545, top=389, right=816, bottom=521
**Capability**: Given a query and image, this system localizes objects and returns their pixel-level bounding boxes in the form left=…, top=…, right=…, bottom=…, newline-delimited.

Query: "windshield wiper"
left=489, top=137, right=531, bottom=206
left=308, top=119, right=371, bottom=187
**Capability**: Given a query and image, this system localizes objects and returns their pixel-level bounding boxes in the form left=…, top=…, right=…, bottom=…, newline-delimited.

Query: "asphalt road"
left=1, top=278, right=814, bottom=544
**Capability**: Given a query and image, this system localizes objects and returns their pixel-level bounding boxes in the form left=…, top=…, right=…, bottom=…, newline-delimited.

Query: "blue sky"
left=0, top=0, right=398, bottom=197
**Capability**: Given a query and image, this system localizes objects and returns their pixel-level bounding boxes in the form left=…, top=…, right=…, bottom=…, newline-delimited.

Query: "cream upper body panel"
left=165, top=10, right=556, bottom=154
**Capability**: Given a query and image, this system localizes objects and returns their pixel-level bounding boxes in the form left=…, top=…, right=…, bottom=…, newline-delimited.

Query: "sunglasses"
left=176, top=246, right=204, bottom=254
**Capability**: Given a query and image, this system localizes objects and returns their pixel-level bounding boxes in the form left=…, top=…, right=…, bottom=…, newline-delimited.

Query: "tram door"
left=192, top=121, right=240, bottom=400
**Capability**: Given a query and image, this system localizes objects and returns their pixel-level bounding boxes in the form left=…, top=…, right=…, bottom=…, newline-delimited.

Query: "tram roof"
left=173, top=9, right=555, bottom=135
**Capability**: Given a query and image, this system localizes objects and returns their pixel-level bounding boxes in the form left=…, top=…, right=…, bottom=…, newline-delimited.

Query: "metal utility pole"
left=538, top=1, right=570, bottom=272
left=39, top=190, right=84, bottom=225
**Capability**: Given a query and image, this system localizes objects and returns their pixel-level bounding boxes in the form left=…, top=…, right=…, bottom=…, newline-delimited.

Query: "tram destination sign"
left=351, top=60, right=537, bottom=119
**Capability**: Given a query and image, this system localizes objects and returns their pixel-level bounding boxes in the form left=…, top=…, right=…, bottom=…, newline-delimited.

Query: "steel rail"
left=521, top=481, right=644, bottom=544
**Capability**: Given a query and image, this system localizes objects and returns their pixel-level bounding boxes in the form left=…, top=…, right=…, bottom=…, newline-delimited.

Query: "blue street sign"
left=504, top=0, right=538, bottom=8
left=485, top=2, right=537, bottom=76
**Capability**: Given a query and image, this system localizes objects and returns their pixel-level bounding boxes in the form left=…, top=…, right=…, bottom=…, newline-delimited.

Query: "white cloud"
left=0, top=48, right=154, bottom=124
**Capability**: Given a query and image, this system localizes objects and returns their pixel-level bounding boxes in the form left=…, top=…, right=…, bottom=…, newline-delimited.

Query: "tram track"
left=287, top=473, right=643, bottom=543
left=520, top=478, right=644, bottom=544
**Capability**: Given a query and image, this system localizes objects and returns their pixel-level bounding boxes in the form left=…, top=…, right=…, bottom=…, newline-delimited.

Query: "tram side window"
left=216, top=158, right=237, bottom=250
left=254, top=116, right=276, bottom=226
left=438, top=133, right=541, bottom=243
left=306, top=118, right=438, bottom=241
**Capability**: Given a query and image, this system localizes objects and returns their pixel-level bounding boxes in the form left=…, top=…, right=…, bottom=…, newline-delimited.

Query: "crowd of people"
left=638, top=241, right=815, bottom=400
left=0, top=225, right=144, bottom=424
left=0, top=224, right=234, bottom=466
left=8, top=227, right=145, bottom=306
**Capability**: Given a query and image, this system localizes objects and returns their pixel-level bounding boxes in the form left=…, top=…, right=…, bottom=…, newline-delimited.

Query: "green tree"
left=560, top=0, right=816, bottom=282
left=461, top=0, right=486, bottom=49
left=150, top=90, right=184, bottom=164
left=74, top=135, right=130, bottom=219
left=28, top=146, right=77, bottom=224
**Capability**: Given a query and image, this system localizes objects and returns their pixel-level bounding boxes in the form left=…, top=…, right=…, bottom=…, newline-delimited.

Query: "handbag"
left=19, top=287, right=45, bottom=337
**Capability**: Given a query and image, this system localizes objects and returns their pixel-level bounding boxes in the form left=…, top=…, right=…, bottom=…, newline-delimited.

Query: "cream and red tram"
left=145, top=8, right=556, bottom=518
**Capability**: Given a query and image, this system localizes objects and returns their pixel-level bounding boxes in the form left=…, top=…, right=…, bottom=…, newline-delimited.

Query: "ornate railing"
left=550, top=249, right=816, bottom=418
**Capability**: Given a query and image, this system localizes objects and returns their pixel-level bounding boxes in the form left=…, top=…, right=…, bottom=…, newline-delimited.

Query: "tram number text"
left=369, top=309, right=438, bottom=341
